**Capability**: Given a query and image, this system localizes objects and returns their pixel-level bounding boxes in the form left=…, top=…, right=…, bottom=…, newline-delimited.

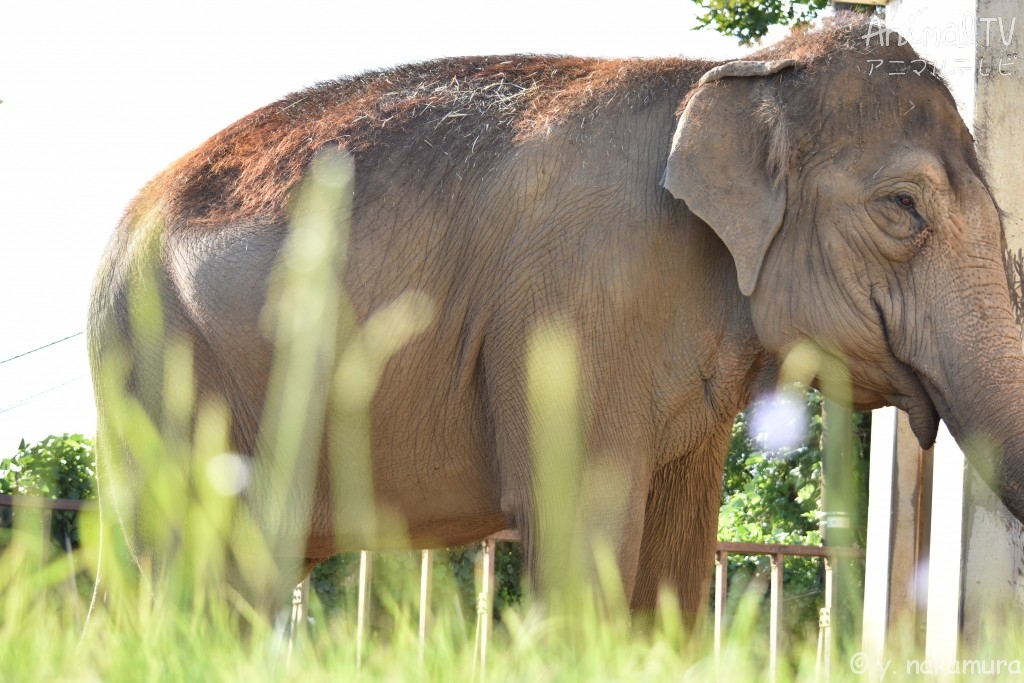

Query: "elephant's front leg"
left=507, top=445, right=653, bottom=608
left=630, top=428, right=731, bottom=625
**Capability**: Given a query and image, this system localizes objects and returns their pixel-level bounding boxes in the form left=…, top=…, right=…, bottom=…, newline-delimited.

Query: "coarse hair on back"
left=133, top=55, right=709, bottom=230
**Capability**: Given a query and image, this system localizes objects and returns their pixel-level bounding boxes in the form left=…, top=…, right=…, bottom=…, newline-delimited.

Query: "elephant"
left=88, top=14, right=1024, bottom=621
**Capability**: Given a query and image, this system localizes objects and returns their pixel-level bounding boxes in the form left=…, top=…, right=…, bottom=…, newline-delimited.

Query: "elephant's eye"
left=895, top=193, right=917, bottom=210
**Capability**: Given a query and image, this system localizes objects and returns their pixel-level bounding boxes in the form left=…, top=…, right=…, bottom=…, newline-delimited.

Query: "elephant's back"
left=124, top=55, right=705, bottom=233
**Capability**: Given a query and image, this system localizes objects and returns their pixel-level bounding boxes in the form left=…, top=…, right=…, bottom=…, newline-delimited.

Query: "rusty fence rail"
left=0, top=493, right=97, bottom=512
left=0, top=497, right=863, bottom=679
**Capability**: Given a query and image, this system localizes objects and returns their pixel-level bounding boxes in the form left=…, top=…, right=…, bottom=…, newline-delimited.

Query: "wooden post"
left=287, top=577, right=309, bottom=663
left=64, top=533, right=81, bottom=626
left=889, top=415, right=932, bottom=637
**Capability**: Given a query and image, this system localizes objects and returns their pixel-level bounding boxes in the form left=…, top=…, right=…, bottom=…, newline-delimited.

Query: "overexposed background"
left=0, top=0, right=765, bottom=454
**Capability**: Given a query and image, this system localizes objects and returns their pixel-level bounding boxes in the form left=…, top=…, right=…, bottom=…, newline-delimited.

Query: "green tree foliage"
left=443, top=542, right=523, bottom=616
left=693, top=0, right=831, bottom=45
left=0, top=434, right=96, bottom=549
left=692, top=1, right=881, bottom=46
left=720, top=396, right=823, bottom=549
left=719, top=390, right=869, bottom=638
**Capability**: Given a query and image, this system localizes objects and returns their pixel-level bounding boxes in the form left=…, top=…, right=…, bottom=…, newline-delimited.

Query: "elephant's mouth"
left=870, top=290, right=941, bottom=448
left=884, top=370, right=940, bottom=449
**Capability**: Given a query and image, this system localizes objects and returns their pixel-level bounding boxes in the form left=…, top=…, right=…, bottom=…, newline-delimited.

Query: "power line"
left=0, top=375, right=88, bottom=415
left=0, top=332, right=84, bottom=366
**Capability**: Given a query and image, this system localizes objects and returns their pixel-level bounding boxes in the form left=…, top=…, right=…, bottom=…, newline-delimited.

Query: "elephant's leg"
left=496, top=429, right=652, bottom=605
left=486, top=323, right=654, bottom=606
left=630, top=429, right=731, bottom=625
left=578, top=450, right=652, bottom=600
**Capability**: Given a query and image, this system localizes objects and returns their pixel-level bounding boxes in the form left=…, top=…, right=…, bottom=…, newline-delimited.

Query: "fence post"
left=714, top=549, right=728, bottom=667
left=286, top=576, right=309, bottom=663
left=817, top=556, right=834, bottom=682
left=418, top=549, right=433, bottom=666
left=64, top=533, right=82, bottom=625
left=473, top=538, right=496, bottom=683
left=769, top=552, right=783, bottom=683
left=356, top=550, right=373, bottom=670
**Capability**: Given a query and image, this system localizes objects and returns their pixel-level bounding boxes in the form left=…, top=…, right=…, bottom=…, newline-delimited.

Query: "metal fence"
left=713, top=541, right=864, bottom=683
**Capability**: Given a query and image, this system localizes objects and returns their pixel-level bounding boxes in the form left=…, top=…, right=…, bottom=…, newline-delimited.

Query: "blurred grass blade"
left=330, top=289, right=436, bottom=547
left=527, top=317, right=586, bottom=611
left=252, top=148, right=353, bottom=596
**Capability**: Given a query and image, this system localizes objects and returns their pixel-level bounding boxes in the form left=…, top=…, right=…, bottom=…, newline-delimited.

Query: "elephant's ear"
left=662, top=59, right=796, bottom=297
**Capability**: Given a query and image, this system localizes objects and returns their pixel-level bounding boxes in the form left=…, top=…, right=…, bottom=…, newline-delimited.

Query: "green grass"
left=0, top=527, right=806, bottom=682
left=4, top=527, right=1022, bottom=683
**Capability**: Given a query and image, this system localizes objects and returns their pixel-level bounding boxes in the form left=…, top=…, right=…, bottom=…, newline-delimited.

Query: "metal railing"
left=351, top=531, right=863, bottom=681
left=713, top=542, right=864, bottom=683
left=0, top=493, right=97, bottom=513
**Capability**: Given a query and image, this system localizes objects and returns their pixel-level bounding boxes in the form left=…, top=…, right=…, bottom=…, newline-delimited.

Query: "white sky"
left=0, top=1, right=762, bottom=456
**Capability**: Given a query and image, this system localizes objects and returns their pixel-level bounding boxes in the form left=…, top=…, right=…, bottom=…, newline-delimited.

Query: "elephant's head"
left=663, top=18, right=1024, bottom=521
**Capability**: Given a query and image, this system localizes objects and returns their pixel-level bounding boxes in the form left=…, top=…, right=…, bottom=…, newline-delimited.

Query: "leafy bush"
left=309, top=553, right=361, bottom=615
left=0, top=434, right=96, bottom=549
left=445, top=541, right=523, bottom=617
left=0, top=433, right=522, bottom=621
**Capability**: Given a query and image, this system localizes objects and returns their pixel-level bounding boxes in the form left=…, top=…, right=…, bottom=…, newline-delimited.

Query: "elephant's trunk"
left=922, top=294, right=1024, bottom=523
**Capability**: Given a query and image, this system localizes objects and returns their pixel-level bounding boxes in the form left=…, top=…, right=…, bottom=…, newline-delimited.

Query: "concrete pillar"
left=877, top=0, right=1024, bottom=651
left=968, top=5, right=1024, bottom=627
left=956, top=0, right=1024, bottom=644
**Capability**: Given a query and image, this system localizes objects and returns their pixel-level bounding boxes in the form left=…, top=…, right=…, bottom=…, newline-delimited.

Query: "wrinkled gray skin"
left=88, top=18, right=1024, bottom=620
